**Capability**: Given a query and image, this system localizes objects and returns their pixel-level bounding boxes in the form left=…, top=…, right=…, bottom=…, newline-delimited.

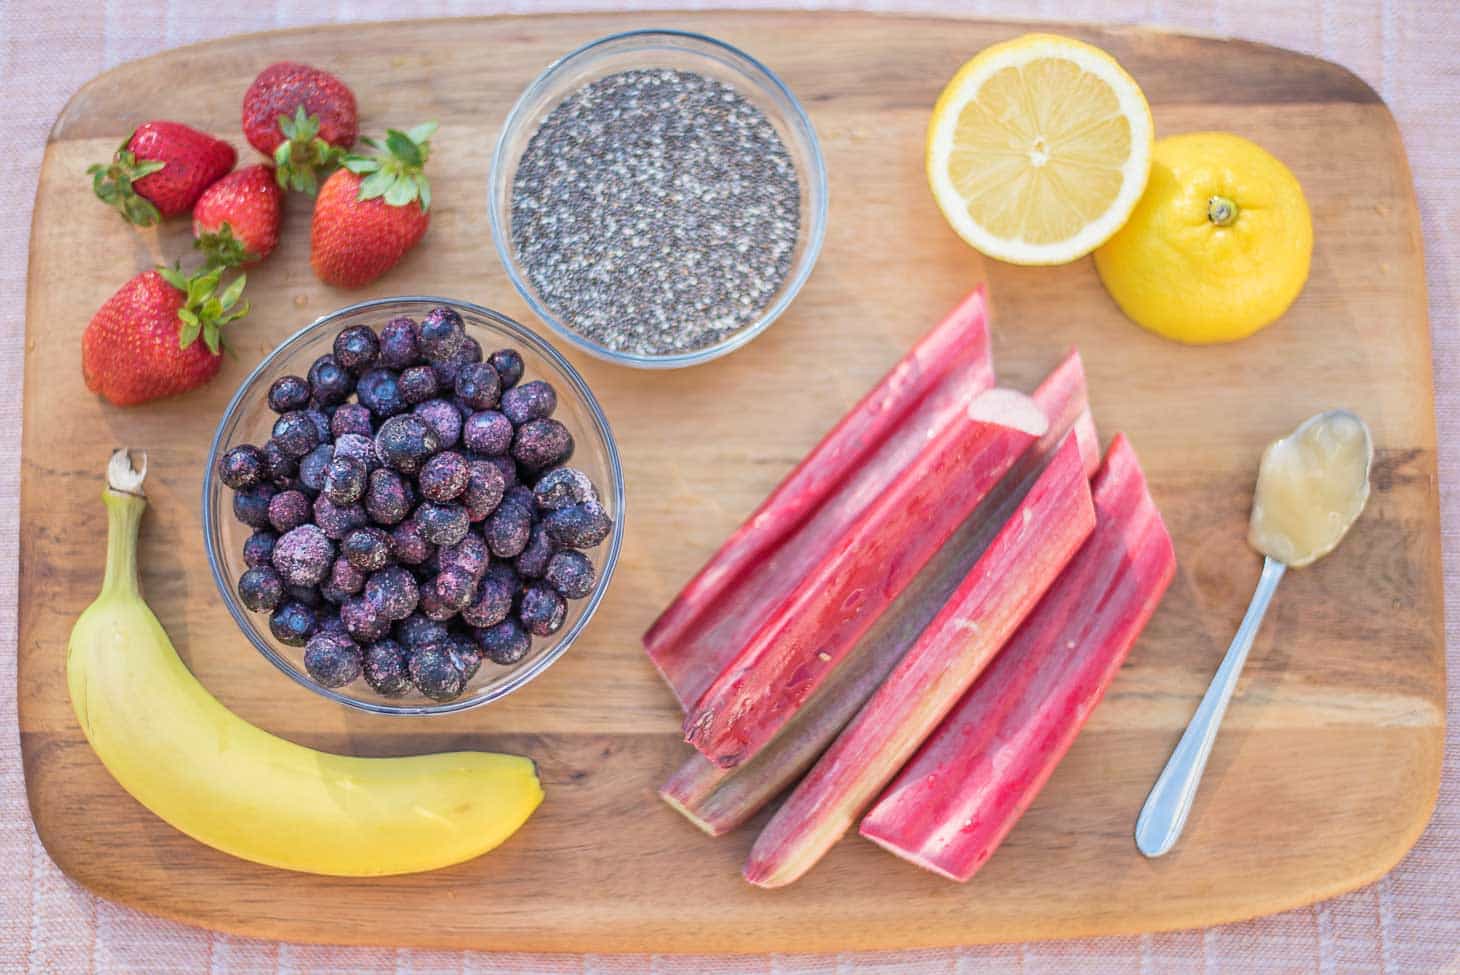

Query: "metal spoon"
left=1135, top=409, right=1373, bottom=858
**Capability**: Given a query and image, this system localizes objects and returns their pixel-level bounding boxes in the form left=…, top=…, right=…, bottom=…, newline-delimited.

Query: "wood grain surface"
left=18, top=11, right=1442, bottom=953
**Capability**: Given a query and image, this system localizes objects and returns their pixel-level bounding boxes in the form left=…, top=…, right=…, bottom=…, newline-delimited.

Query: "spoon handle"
left=1135, top=555, right=1287, bottom=858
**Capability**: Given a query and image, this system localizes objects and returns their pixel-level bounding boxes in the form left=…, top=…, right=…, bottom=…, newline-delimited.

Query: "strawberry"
left=88, top=121, right=236, bottom=226
left=193, top=165, right=285, bottom=267
left=82, top=267, right=249, bottom=406
left=243, top=62, right=358, bottom=194
left=310, top=123, right=436, bottom=289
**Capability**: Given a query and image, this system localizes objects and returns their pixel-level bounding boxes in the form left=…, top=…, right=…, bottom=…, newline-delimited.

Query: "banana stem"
left=101, top=449, right=148, bottom=600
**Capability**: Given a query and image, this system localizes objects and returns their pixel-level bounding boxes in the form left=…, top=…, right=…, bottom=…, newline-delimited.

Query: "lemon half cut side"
left=927, top=33, right=1155, bottom=266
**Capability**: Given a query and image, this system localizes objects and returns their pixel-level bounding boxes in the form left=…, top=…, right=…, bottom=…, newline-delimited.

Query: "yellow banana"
left=67, top=449, right=543, bottom=876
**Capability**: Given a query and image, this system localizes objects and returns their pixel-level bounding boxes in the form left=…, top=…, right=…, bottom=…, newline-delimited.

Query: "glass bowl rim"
left=487, top=27, right=829, bottom=370
left=201, top=294, right=626, bottom=716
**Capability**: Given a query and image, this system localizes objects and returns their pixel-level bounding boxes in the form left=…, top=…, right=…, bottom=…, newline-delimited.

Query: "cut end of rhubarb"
left=967, top=388, right=1047, bottom=437
left=860, top=830, right=967, bottom=882
left=658, top=786, right=725, bottom=837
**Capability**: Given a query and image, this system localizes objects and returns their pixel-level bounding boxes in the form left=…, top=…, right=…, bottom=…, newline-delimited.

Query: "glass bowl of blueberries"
left=203, top=297, right=623, bottom=715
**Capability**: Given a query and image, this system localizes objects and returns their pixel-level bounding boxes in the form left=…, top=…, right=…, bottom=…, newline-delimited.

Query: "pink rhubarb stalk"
left=683, top=386, right=1048, bottom=768
left=859, top=434, right=1175, bottom=881
left=743, top=435, right=1096, bottom=887
left=660, top=350, right=1098, bottom=835
left=644, top=289, right=995, bottom=709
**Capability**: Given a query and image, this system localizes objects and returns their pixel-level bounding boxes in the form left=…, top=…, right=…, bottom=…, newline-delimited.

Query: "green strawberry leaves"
left=273, top=105, right=345, bottom=195
left=194, top=222, right=257, bottom=269
left=345, top=121, right=436, bottom=212
left=88, top=133, right=166, bottom=226
left=159, top=265, right=250, bottom=355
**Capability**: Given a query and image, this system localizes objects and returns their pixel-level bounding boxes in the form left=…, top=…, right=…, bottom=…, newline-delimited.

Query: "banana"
left=67, top=449, right=543, bottom=876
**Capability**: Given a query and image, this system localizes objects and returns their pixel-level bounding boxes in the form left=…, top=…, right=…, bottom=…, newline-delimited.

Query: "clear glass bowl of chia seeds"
left=489, top=29, right=828, bottom=369
left=202, top=297, right=624, bottom=716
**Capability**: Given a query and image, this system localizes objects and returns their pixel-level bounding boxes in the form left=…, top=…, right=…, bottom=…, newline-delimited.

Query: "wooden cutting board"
left=19, top=11, right=1441, bottom=953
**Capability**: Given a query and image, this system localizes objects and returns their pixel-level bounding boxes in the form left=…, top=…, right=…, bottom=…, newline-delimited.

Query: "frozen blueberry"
left=544, top=500, right=613, bottom=549
left=415, top=501, right=469, bottom=547
left=409, top=643, right=465, bottom=702
left=302, top=409, right=332, bottom=445
left=463, top=410, right=513, bottom=456
left=313, top=495, right=368, bottom=540
left=374, top=414, right=440, bottom=474
left=438, top=534, right=489, bottom=579
left=413, top=398, right=462, bottom=449
left=459, top=335, right=484, bottom=364
left=488, top=348, right=524, bottom=389
left=518, top=581, right=567, bottom=636
left=218, top=444, right=264, bottom=489
left=243, top=530, right=277, bottom=568
left=304, top=631, right=362, bottom=688
left=481, top=453, right=518, bottom=490
left=389, top=519, right=434, bottom=566
left=396, top=612, right=449, bottom=650
left=533, top=467, right=598, bottom=511
left=365, top=565, right=419, bottom=621
left=434, top=566, right=477, bottom=612
left=419, top=306, right=466, bottom=361
left=512, top=418, right=573, bottom=471
left=322, top=455, right=367, bottom=505
left=429, top=357, right=462, bottom=388
left=269, top=600, right=316, bottom=647
left=501, top=380, right=556, bottom=425
left=446, top=632, right=483, bottom=682
left=331, top=432, right=378, bottom=473
left=514, top=522, right=557, bottom=579
left=267, top=489, right=312, bottom=533
left=330, top=403, right=374, bottom=438
left=321, top=557, right=366, bottom=603
left=333, top=324, right=380, bottom=372
left=505, top=484, right=536, bottom=513
left=397, top=365, right=439, bottom=406
left=378, top=316, right=421, bottom=369
left=417, top=577, right=455, bottom=622
left=307, top=353, right=353, bottom=406
left=272, top=411, right=321, bottom=458
left=363, top=639, right=411, bottom=696
left=315, top=610, right=348, bottom=638
left=342, top=525, right=392, bottom=572
left=462, top=459, right=507, bottom=522
left=356, top=367, right=405, bottom=419
left=485, top=499, right=532, bottom=557
left=461, top=566, right=515, bottom=628
left=286, top=583, right=324, bottom=608
left=232, top=483, right=277, bottom=529
left=271, top=524, right=335, bottom=587
left=476, top=617, right=530, bottom=665
left=266, top=375, right=311, bottom=413
left=455, top=362, right=501, bottom=410
left=261, top=439, right=298, bottom=485
left=419, top=451, right=469, bottom=502
left=365, top=468, right=412, bottom=526
left=297, top=443, right=333, bottom=495
left=545, top=549, right=595, bottom=599
left=340, top=594, right=391, bottom=643
left=237, top=566, right=285, bottom=612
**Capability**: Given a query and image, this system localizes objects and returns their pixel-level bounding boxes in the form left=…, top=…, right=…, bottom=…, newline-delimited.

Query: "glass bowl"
left=488, top=28, right=829, bottom=369
left=202, top=297, right=624, bottom=715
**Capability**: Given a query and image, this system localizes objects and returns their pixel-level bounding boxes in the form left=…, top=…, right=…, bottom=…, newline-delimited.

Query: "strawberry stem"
left=195, top=222, right=258, bottom=269
left=273, top=105, right=343, bottom=196
left=345, top=122, right=436, bottom=212
left=88, top=133, right=166, bottom=226
left=158, top=265, right=250, bottom=354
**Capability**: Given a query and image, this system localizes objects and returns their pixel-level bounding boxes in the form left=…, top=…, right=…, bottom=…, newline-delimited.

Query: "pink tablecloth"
left=3, top=1, right=1456, bottom=972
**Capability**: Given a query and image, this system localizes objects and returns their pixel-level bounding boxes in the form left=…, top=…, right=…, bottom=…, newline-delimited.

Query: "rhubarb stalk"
left=644, top=289, right=995, bottom=708
left=660, top=350, right=1098, bottom=835
left=743, top=435, right=1096, bottom=887
left=859, top=434, right=1175, bottom=882
left=683, top=387, right=1048, bottom=768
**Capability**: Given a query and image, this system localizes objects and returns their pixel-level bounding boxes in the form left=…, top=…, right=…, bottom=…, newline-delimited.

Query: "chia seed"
left=511, top=68, right=800, bottom=356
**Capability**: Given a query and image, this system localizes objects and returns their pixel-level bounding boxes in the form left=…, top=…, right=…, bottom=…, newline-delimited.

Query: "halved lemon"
left=927, top=34, right=1155, bottom=265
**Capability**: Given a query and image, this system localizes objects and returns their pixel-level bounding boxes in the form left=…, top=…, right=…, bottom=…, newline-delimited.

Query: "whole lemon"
left=1094, top=132, right=1312, bottom=343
